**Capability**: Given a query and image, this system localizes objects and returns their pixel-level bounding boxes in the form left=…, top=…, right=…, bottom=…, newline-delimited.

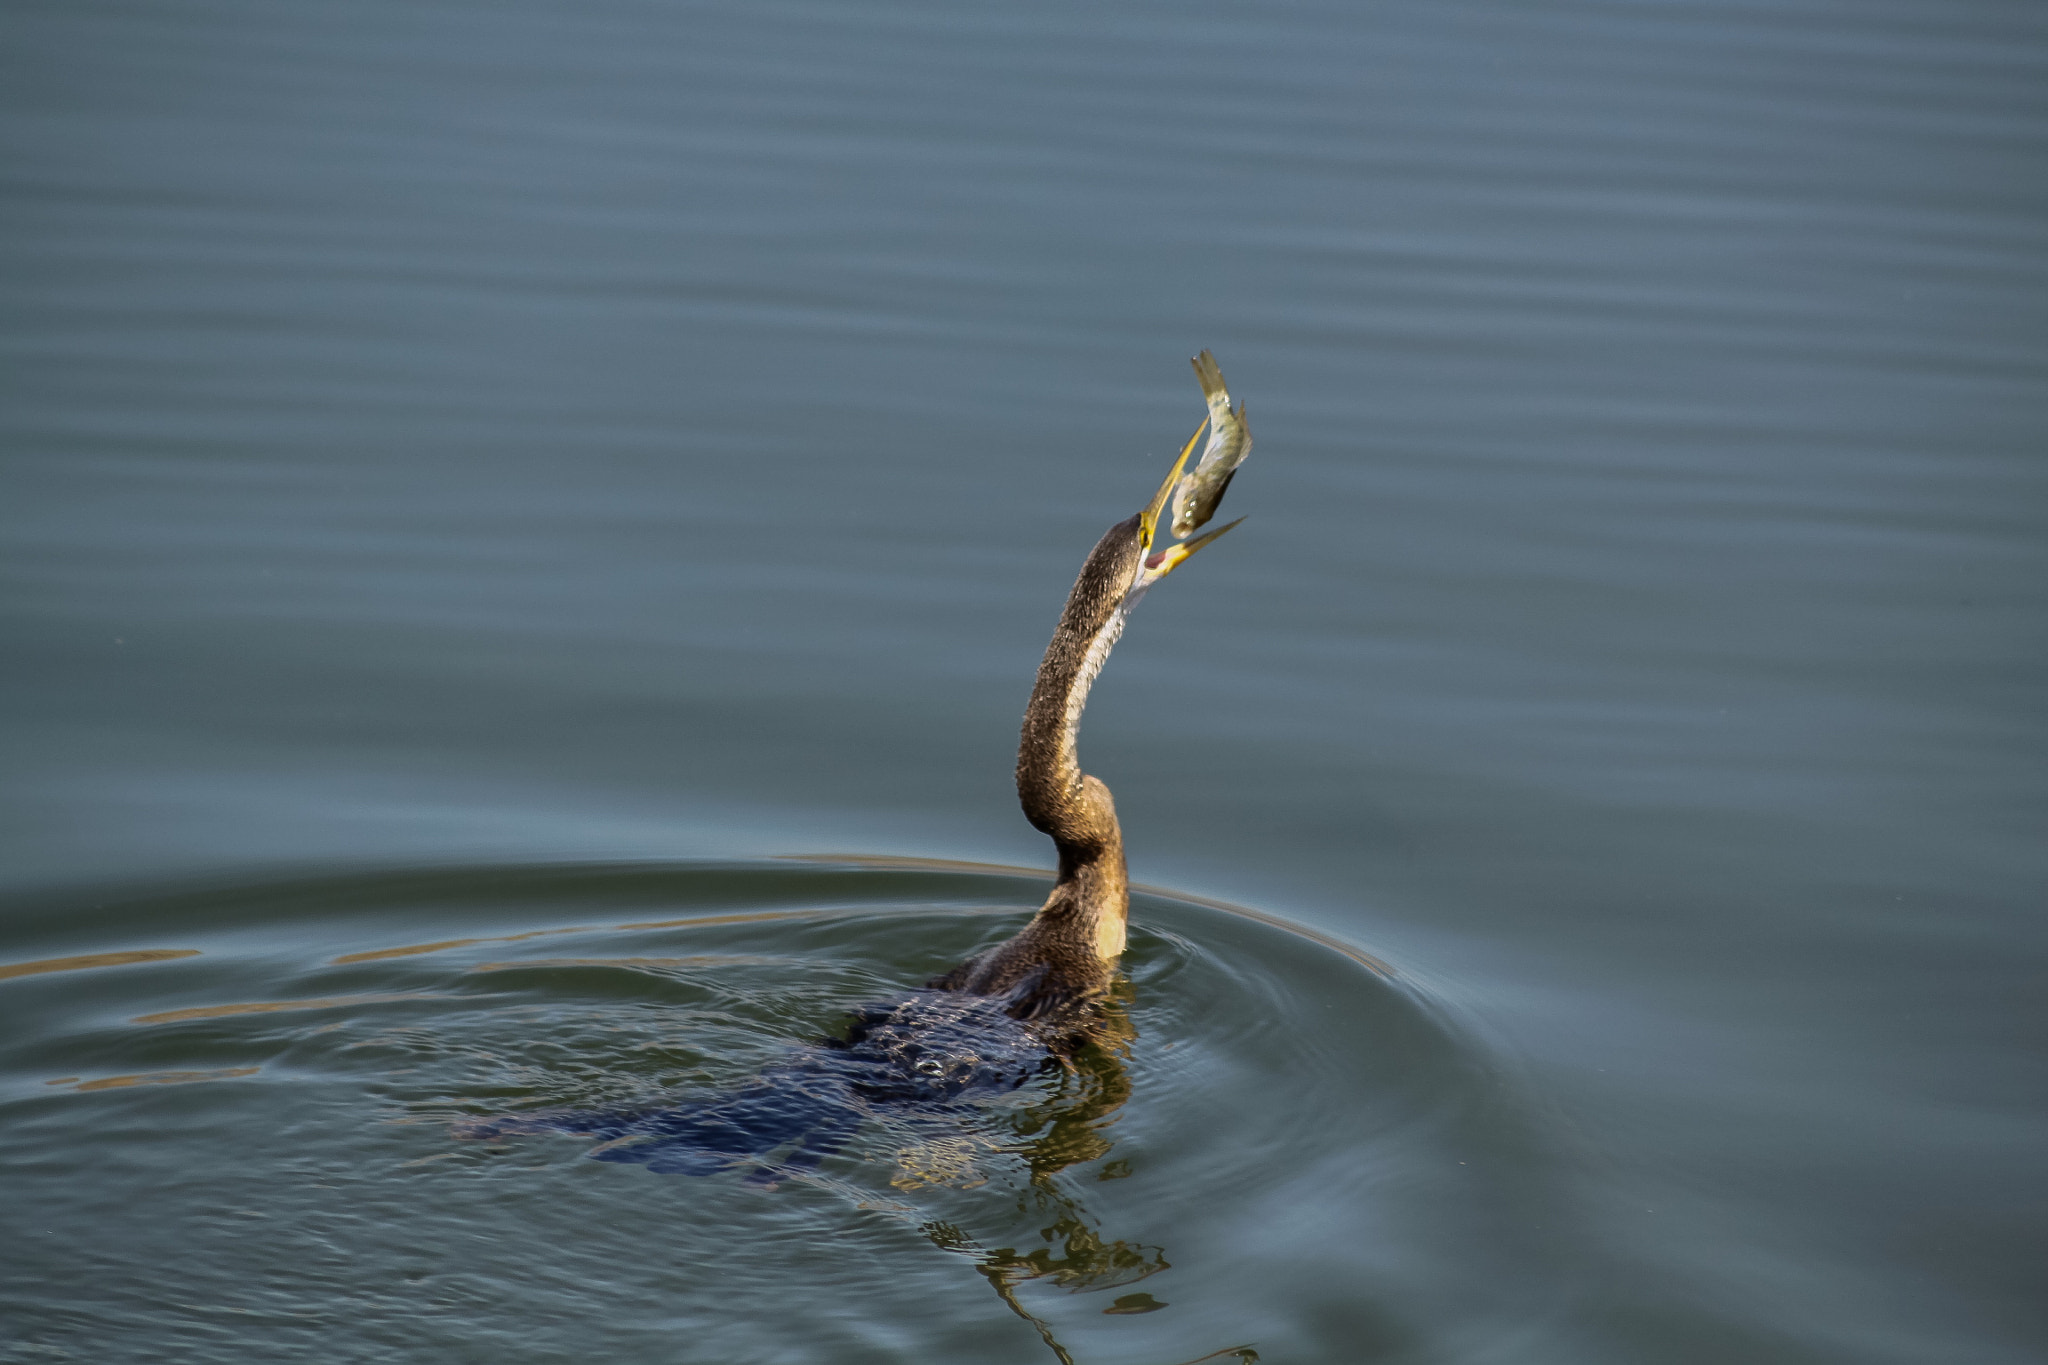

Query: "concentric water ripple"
left=1, top=860, right=1576, bottom=1364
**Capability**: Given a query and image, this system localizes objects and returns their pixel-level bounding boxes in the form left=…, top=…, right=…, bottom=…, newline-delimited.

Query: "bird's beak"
left=1141, top=516, right=1244, bottom=579
left=1138, top=417, right=1208, bottom=551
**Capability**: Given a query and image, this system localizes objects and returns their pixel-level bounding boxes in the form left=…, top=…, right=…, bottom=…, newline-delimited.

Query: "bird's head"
left=1055, top=418, right=1245, bottom=654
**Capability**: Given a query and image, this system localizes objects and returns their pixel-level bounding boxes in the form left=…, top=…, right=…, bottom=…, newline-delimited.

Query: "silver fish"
left=1169, top=349, right=1252, bottom=538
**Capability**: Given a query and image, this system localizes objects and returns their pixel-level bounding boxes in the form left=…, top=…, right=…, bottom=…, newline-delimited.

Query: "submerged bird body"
left=458, top=367, right=1245, bottom=1181
left=459, top=989, right=1049, bottom=1178
left=1170, top=350, right=1253, bottom=539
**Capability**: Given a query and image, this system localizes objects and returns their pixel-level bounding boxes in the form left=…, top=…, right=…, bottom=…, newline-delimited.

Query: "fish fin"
left=1190, top=350, right=1228, bottom=401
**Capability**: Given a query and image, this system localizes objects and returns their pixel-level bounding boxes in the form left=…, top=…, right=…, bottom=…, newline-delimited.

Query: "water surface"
left=3, top=0, right=2045, bottom=1360
left=4, top=861, right=1557, bottom=1363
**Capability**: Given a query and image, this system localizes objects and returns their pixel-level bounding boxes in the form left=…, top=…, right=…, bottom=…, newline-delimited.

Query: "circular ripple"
left=0, top=860, right=1576, bottom=1364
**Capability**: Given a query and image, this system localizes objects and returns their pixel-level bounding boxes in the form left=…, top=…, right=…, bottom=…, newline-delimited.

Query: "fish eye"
left=915, top=1059, right=944, bottom=1075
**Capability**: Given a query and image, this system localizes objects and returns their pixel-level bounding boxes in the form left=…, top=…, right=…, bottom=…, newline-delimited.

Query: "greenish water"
left=4, top=0, right=2045, bottom=1360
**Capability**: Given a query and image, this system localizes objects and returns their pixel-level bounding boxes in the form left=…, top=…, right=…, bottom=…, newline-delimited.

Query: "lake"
left=3, top=0, right=2044, bottom=1361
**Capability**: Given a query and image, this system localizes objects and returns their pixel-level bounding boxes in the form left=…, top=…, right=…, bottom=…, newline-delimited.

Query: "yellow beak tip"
left=1142, top=515, right=1244, bottom=581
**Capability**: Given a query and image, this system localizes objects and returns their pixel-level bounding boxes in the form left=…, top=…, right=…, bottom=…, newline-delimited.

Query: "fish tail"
left=1190, top=349, right=1229, bottom=403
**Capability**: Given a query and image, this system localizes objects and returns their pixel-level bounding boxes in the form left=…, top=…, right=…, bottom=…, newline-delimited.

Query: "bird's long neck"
left=1017, top=592, right=1126, bottom=857
left=1014, top=521, right=1140, bottom=960
left=930, top=516, right=1152, bottom=1015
